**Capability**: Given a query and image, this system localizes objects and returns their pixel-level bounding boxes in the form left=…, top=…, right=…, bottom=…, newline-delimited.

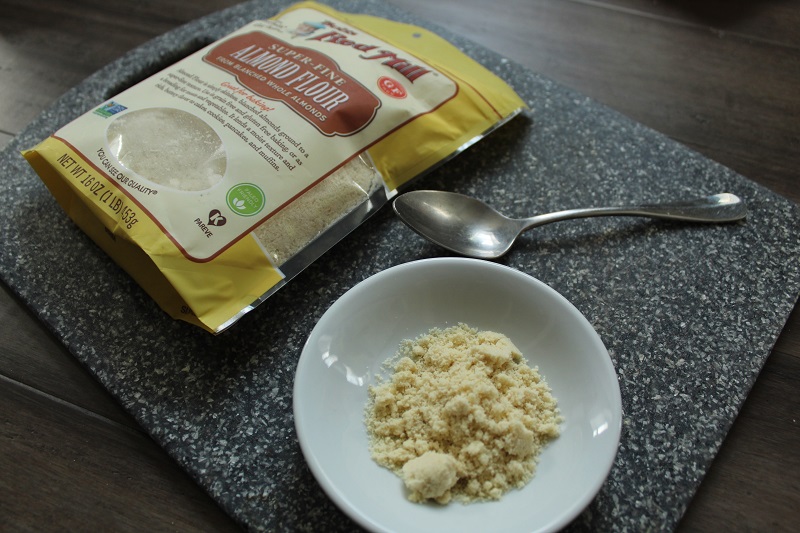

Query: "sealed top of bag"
left=23, top=1, right=526, bottom=332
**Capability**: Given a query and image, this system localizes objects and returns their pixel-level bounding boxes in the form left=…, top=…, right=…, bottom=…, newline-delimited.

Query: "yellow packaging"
left=22, top=2, right=525, bottom=333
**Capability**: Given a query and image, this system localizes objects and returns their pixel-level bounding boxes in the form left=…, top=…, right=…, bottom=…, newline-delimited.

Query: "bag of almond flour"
left=22, top=1, right=525, bottom=333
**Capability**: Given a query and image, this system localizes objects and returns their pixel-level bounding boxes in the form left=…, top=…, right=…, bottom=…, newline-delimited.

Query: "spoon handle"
left=521, top=193, right=746, bottom=230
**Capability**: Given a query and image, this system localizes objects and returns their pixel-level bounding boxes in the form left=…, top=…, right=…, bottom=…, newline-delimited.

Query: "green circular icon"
left=226, top=183, right=265, bottom=217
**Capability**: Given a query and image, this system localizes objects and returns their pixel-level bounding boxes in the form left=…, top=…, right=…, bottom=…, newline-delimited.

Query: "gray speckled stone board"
left=2, top=0, right=799, bottom=531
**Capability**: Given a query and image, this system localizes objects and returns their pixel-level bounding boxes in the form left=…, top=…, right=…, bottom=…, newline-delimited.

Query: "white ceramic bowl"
left=293, top=258, right=621, bottom=533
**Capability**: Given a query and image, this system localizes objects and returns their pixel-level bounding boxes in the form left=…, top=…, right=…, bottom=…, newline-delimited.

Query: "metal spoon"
left=393, top=190, right=747, bottom=259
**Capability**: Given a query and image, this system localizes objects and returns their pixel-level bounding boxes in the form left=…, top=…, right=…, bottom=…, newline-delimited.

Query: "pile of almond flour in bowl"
left=365, top=323, right=562, bottom=504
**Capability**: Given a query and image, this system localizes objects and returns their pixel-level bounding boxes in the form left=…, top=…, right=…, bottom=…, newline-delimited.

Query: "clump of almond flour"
left=365, top=323, right=561, bottom=504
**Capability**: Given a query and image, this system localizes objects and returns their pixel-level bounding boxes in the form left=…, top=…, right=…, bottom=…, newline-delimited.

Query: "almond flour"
left=23, top=2, right=526, bottom=333
left=365, top=323, right=561, bottom=504
left=252, top=155, right=381, bottom=265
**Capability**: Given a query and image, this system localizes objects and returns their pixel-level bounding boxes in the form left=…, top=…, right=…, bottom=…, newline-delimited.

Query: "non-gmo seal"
left=226, top=183, right=265, bottom=217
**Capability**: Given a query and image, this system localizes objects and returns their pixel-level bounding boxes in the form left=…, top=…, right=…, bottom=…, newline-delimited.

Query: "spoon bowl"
left=393, top=190, right=747, bottom=259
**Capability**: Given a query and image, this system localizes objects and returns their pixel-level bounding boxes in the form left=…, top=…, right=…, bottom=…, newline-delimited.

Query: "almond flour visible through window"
left=252, top=154, right=382, bottom=266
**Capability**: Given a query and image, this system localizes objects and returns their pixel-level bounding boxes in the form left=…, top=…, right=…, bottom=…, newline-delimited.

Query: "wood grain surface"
left=1, top=1, right=798, bottom=531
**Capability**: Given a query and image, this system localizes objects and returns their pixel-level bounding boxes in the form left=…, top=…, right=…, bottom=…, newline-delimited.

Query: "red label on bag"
left=204, top=32, right=381, bottom=136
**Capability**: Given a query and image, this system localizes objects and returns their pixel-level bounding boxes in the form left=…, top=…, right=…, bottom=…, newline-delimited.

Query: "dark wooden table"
left=1, top=1, right=797, bottom=530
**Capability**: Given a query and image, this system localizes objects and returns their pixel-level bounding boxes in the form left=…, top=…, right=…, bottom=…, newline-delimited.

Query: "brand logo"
left=308, top=31, right=432, bottom=83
